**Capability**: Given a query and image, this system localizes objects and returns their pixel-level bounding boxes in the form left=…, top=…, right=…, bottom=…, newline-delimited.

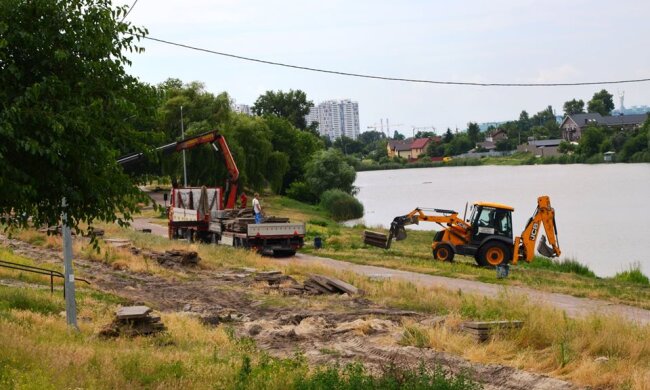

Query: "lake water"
left=354, top=164, right=650, bottom=277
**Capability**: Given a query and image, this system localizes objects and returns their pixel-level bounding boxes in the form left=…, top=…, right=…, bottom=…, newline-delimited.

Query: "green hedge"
left=319, top=189, right=364, bottom=221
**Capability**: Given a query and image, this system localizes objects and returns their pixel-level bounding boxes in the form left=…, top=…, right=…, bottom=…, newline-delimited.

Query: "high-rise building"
left=305, top=99, right=360, bottom=140
left=232, top=103, right=252, bottom=116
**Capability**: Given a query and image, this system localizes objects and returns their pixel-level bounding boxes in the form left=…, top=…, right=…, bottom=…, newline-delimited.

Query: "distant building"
left=561, top=113, right=648, bottom=141
left=387, top=137, right=439, bottom=159
left=517, top=139, right=563, bottom=157
left=232, top=103, right=252, bottom=116
left=305, top=99, right=360, bottom=140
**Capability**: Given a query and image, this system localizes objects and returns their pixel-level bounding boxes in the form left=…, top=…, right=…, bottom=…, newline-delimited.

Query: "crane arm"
left=117, top=130, right=241, bottom=209
left=513, top=196, right=561, bottom=264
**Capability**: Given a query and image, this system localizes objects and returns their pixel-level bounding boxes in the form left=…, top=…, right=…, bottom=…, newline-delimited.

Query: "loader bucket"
left=363, top=230, right=390, bottom=249
left=537, top=235, right=557, bottom=258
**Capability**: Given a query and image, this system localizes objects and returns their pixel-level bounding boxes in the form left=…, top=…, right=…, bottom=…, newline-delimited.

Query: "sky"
left=116, top=0, right=650, bottom=135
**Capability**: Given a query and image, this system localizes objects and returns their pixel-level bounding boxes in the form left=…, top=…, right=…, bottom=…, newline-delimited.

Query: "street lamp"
left=180, top=106, right=187, bottom=187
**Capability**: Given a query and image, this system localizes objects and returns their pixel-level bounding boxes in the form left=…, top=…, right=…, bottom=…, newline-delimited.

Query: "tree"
left=563, top=99, right=585, bottom=116
left=587, top=89, right=614, bottom=116
left=392, top=130, right=405, bottom=140
left=467, top=122, right=480, bottom=143
left=578, top=126, right=606, bottom=157
left=333, top=136, right=363, bottom=155
left=0, top=0, right=154, bottom=231
left=304, top=149, right=356, bottom=196
left=252, top=89, right=314, bottom=130
left=443, top=128, right=454, bottom=143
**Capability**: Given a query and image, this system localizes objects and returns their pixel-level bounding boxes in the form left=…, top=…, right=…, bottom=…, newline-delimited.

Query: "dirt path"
left=133, top=217, right=650, bottom=325
left=285, top=253, right=650, bottom=325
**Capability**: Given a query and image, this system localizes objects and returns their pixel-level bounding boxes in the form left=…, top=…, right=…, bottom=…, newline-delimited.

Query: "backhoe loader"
left=363, top=196, right=560, bottom=267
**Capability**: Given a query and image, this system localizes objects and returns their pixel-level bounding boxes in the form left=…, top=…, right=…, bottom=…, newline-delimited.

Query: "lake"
left=354, top=164, right=650, bottom=277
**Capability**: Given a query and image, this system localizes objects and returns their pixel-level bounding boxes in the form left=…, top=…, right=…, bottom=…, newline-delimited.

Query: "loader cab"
left=469, top=202, right=514, bottom=243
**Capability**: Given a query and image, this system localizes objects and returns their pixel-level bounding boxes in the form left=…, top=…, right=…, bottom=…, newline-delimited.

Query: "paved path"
left=133, top=217, right=650, bottom=325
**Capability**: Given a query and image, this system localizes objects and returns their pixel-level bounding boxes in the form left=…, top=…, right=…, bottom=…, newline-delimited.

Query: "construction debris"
left=461, top=320, right=523, bottom=342
left=99, top=305, right=166, bottom=337
left=134, top=248, right=200, bottom=267
left=304, top=274, right=359, bottom=295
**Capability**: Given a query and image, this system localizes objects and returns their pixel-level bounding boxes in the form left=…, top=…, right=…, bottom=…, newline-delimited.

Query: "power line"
left=135, top=34, right=650, bottom=87
left=121, top=0, right=139, bottom=22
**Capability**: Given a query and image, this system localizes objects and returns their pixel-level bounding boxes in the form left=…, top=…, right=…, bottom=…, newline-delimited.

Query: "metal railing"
left=0, top=260, right=90, bottom=297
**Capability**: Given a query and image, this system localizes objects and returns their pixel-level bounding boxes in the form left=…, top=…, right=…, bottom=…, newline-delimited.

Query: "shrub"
left=523, top=257, right=596, bottom=278
left=286, top=181, right=318, bottom=204
left=319, top=189, right=364, bottom=221
left=613, top=263, right=650, bottom=285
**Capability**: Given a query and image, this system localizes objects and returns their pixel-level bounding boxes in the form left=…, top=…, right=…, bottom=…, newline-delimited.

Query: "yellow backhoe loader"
left=363, top=196, right=560, bottom=267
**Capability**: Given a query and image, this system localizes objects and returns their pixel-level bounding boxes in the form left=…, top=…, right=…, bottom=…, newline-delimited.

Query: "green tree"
left=265, top=116, right=322, bottom=192
left=518, top=110, right=531, bottom=133
left=578, top=126, right=606, bottom=157
left=252, top=89, right=314, bottom=130
left=467, top=122, right=481, bottom=143
left=333, top=136, right=363, bottom=155
left=0, top=0, right=154, bottom=231
left=157, top=80, right=231, bottom=142
left=443, top=128, right=454, bottom=143
left=445, top=134, right=474, bottom=156
left=563, top=99, right=585, bottom=115
left=392, top=130, right=405, bottom=140
left=587, top=89, right=614, bottom=116
left=304, top=149, right=356, bottom=196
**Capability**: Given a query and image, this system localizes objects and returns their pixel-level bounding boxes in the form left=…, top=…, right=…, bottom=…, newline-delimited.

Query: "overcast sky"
left=116, top=0, right=650, bottom=135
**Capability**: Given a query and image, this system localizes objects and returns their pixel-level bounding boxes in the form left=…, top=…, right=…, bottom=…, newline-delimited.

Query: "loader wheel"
left=476, top=241, right=510, bottom=267
left=433, top=245, right=454, bottom=262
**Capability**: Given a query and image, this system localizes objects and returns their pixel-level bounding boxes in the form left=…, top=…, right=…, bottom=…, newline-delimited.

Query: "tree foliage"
left=252, top=89, right=313, bottom=130
left=587, top=89, right=614, bottom=116
left=563, top=99, right=585, bottom=116
left=0, top=0, right=155, bottom=231
left=304, top=149, right=356, bottom=196
left=467, top=122, right=480, bottom=143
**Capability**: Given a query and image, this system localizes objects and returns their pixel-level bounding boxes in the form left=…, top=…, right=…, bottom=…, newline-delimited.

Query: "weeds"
left=614, top=262, right=650, bottom=285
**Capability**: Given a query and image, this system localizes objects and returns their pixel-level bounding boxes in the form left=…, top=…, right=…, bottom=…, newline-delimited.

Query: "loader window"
left=495, top=210, right=512, bottom=237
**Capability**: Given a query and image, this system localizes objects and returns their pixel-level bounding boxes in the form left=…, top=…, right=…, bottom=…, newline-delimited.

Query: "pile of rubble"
left=99, top=306, right=166, bottom=337
left=130, top=247, right=200, bottom=267
left=253, top=270, right=359, bottom=296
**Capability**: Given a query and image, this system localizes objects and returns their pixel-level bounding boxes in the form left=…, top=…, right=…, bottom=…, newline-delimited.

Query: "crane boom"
left=117, top=130, right=240, bottom=209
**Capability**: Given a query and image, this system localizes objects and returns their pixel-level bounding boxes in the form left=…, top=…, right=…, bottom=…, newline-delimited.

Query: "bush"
left=523, top=257, right=596, bottom=278
left=320, top=189, right=364, bottom=221
left=613, top=263, right=650, bottom=285
left=286, top=181, right=318, bottom=204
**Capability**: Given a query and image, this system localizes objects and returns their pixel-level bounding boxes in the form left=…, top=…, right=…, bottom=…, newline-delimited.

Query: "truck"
left=118, top=130, right=306, bottom=255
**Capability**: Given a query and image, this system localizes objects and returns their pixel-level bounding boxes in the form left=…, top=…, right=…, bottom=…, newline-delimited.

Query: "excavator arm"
left=365, top=208, right=471, bottom=249
left=513, top=196, right=561, bottom=264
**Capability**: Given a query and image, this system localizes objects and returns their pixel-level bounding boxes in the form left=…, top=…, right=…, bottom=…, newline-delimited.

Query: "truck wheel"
left=476, top=241, right=510, bottom=267
left=433, top=245, right=454, bottom=262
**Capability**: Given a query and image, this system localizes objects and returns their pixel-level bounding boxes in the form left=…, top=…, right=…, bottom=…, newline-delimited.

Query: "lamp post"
left=180, top=106, right=187, bottom=187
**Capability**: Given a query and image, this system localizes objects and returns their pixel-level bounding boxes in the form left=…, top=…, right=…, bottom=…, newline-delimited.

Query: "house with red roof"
left=387, top=137, right=440, bottom=159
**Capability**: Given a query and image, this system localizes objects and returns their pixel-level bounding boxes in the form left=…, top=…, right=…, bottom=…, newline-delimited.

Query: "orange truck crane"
left=118, top=130, right=305, bottom=255
left=363, top=196, right=560, bottom=267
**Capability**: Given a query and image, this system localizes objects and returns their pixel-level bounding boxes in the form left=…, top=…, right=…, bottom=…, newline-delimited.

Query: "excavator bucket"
left=537, top=235, right=558, bottom=258
left=363, top=231, right=390, bottom=248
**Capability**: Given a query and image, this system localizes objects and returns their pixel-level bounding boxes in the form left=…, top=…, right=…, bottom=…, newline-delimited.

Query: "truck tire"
left=476, top=241, right=510, bottom=267
left=433, top=244, right=454, bottom=262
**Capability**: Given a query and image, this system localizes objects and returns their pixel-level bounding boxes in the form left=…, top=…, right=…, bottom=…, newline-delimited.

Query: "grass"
left=0, top=255, right=480, bottom=389
left=265, top=196, right=650, bottom=310
left=614, top=263, right=650, bottom=286
left=2, top=227, right=650, bottom=388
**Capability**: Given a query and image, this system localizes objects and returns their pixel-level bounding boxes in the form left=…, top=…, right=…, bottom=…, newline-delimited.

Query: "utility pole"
left=61, top=198, right=78, bottom=329
left=180, top=106, right=188, bottom=187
